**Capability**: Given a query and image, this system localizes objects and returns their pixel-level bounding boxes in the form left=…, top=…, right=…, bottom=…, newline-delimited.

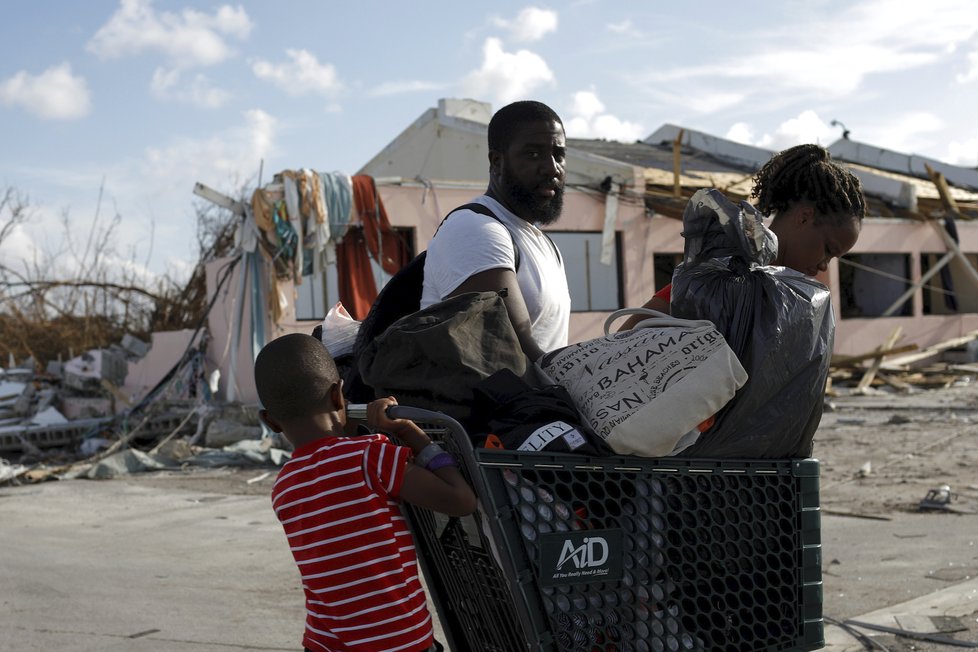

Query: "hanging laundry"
left=334, top=176, right=412, bottom=320
left=336, top=228, right=378, bottom=320
left=280, top=173, right=302, bottom=239
left=351, top=175, right=411, bottom=275
left=250, top=187, right=276, bottom=234
left=320, top=171, right=354, bottom=244
left=301, top=168, right=329, bottom=226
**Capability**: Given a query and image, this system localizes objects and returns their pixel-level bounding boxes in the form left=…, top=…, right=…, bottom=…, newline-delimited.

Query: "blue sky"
left=2, top=0, right=978, bottom=281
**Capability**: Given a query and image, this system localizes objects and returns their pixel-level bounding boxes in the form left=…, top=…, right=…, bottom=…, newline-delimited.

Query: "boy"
left=255, top=333, right=476, bottom=652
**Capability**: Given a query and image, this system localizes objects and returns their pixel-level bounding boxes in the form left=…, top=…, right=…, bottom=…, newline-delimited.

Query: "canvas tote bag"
left=536, top=308, right=748, bottom=457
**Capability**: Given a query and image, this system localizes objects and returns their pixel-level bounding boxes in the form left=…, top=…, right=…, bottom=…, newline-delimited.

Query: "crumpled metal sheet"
left=62, top=439, right=291, bottom=480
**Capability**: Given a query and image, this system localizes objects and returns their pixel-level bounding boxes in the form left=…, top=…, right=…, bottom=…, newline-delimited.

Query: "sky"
left=2, top=0, right=978, bottom=283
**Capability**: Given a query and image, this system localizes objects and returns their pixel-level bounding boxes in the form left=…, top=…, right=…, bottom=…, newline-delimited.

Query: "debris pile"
left=0, top=331, right=287, bottom=487
left=828, top=328, right=978, bottom=395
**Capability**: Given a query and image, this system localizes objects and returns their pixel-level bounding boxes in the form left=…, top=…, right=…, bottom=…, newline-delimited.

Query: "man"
left=420, top=100, right=571, bottom=362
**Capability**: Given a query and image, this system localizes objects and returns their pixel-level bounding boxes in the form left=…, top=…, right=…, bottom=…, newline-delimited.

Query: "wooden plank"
left=854, top=327, right=903, bottom=394
left=881, top=330, right=978, bottom=369
left=925, top=163, right=962, bottom=215
left=831, top=343, right=918, bottom=367
left=672, top=129, right=684, bottom=198
left=876, top=372, right=912, bottom=392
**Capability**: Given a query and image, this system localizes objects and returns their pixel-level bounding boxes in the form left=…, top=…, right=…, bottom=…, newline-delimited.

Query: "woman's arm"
left=618, top=294, right=671, bottom=331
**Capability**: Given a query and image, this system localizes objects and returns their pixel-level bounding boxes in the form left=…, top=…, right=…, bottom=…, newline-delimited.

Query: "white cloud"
left=150, top=68, right=230, bottom=108
left=947, top=138, right=978, bottom=167
left=861, top=111, right=945, bottom=153
left=644, top=46, right=935, bottom=97
left=493, top=7, right=558, bottom=42
left=730, top=110, right=946, bottom=155
left=606, top=19, right=642, bottom=38
left=0, top=63, right=91, bottom=120
left=725, top=122, right=755, bottom=145
left=252, top=49, right=343, bottom=97
left=957, top=46, right=978, bottom=83
left=460, top=38, right=555, bottom=105
left=570, top=90, right=604, bottom=119
left=634, top=0, right=978, bottom=104
left=143, top=109, right=277, bottom=185
left=756, top=110, right=837, bottom=150
left=366, top=80, right=446, bottom=97
left=0, top=222, right=42, bottom=272
left=87, top=0, right=252, bottom=68
left=565, top=90, right=644, bottom=142
left=1, top=109, right=278, bottom=279
left=724, top=111, right=836, bottom=151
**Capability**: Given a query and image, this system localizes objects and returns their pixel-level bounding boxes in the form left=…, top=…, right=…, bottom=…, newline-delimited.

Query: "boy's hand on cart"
left=367, top=397, right=432, bottom=452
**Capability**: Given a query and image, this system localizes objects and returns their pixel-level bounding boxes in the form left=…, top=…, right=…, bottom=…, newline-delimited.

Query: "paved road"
left=2, top=475, right=976, bottom=650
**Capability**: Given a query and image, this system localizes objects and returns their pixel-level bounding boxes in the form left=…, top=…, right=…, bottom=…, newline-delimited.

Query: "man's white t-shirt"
left=420, top=195, right=571, bottom=353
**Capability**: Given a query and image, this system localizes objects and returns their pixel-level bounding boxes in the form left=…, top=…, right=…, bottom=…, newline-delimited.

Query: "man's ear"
left=488, top=149, right=502, bottom=178
left=258, top=409, right=283, bottom=433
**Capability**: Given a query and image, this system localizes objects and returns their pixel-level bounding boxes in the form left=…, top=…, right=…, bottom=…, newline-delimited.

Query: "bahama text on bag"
left=536, top=308, right=748, bottom=457
left=343, top=203, right=519, bottom=404
left=357, top=290, right=534, bottom=427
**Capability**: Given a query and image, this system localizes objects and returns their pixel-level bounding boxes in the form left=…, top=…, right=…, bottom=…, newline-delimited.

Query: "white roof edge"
left=645, top=123, right=774, bottom=170
left=829, top=138, right=978, bottom=191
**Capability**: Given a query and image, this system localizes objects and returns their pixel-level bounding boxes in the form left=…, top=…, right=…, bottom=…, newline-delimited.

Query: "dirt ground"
left=816, top=381, right=978, bottom=516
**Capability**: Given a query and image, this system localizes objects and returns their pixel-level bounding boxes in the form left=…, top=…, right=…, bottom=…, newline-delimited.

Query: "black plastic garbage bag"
left=670, top=189, right=833, bottom=458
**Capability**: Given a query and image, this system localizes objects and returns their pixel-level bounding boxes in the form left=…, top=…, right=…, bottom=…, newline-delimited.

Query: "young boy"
left=254, top=333, right=476, bottom=652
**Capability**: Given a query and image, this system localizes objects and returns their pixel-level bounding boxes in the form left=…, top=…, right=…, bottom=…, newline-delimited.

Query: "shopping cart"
left=351, top=404, right=823, bottom=652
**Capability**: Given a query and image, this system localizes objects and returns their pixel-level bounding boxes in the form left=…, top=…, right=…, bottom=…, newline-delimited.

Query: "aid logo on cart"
left=539, top=529, right=623, bottom=586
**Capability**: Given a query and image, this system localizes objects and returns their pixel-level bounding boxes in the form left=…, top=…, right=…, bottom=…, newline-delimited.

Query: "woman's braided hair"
left=751, top=144, right=866, bottom=226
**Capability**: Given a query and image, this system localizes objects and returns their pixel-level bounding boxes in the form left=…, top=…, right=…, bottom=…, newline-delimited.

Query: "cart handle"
left=345, top=404, right=479, bottom=459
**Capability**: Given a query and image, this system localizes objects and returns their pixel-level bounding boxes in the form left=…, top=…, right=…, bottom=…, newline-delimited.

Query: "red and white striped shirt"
left=272, top=434, right=434, bottom=652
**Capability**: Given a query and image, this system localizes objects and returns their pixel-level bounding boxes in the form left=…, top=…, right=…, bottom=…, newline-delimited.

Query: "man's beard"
left=503, top=174, right=564, bottom=226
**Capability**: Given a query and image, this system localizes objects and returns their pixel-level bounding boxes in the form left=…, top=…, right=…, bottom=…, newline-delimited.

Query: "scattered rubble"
left=829, top=329, right=978, bottom=395
left=0, top=331, right=288, bottom=487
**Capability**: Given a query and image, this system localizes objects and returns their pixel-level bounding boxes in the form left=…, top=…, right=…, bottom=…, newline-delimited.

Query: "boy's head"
left=254, top=333, right=345, bottom=444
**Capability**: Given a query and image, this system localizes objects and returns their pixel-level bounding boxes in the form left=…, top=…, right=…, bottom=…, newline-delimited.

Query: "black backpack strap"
left=542, top=232, right=561, bottom=264
left=442, top=202, right=521, bottom=271
left=451, top=202, right=561, bottom=266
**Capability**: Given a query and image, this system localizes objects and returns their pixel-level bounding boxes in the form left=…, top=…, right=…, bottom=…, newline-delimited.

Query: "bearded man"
left=420, top=100, right=570, bottom=362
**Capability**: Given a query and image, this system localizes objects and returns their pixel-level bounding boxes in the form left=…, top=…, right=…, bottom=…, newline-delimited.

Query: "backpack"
left=343, top=202, right=520, bottom=403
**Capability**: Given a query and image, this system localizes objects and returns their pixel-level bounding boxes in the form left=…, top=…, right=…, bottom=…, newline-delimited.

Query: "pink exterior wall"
left=204, top=183, right=978, bottom=404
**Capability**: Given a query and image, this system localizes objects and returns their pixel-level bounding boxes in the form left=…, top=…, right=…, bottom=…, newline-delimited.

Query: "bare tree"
left=0, top=183, right=241, bottom=369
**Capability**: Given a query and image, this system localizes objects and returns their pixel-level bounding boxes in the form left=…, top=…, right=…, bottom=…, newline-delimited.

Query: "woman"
left=622, top=143, right=865, bottom=328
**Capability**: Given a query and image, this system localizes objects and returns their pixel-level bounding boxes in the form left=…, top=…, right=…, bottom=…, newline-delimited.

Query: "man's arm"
left=447, top=268, right=544, bottom=362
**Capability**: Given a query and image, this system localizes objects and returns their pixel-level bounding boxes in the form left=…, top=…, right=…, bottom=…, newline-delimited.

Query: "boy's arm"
left=367, top=398, right=477, bottom=517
